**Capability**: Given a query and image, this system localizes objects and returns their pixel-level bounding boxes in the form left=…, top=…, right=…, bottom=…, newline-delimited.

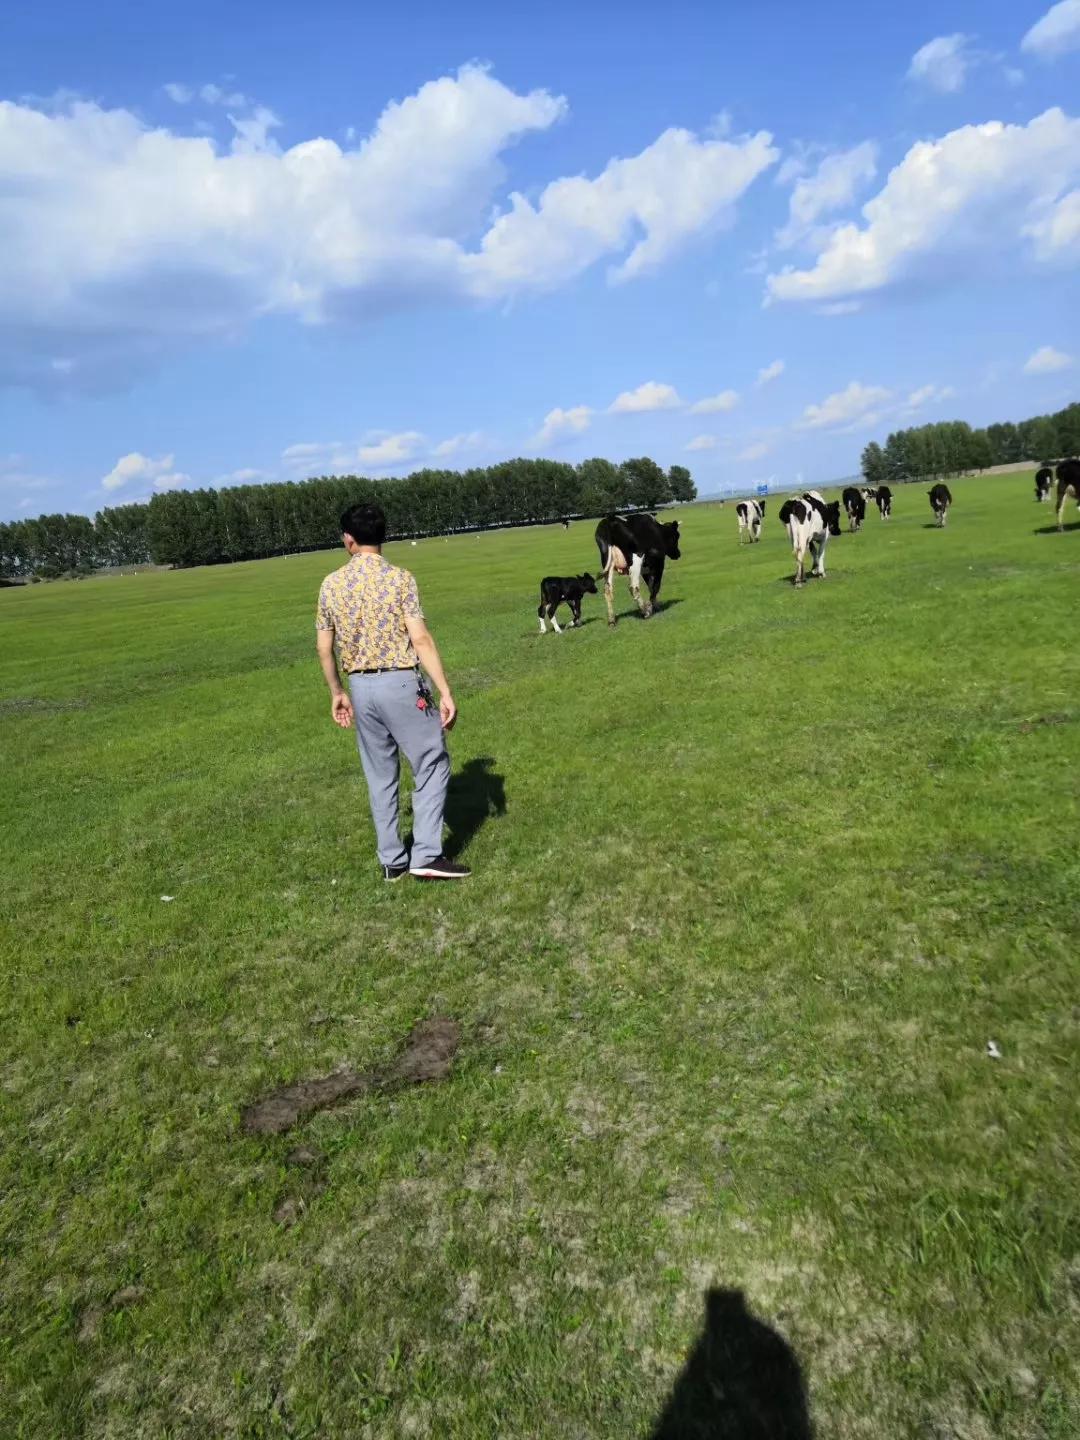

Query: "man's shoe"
left=410, top=855, right=472, bottom=881
left=382, top=864, right=410, bottom=882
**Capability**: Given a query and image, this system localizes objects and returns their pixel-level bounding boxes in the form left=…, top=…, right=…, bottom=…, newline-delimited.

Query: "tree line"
left=0, top=456, right=696, bottom=578
left=861, top=400, right=1080, bottom=487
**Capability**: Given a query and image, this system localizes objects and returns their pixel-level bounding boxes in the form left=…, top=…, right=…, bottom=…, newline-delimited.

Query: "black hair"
left=340, top=502, right=387, bottom=547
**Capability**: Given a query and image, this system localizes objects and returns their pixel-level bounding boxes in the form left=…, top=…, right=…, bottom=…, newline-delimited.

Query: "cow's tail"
left=596, top=535, right=612, bottom=577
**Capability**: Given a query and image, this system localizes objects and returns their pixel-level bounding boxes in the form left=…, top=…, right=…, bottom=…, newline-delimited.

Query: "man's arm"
left=316, top=629, right=354, bottom=729
left=405, top=615, right=456, bottom=730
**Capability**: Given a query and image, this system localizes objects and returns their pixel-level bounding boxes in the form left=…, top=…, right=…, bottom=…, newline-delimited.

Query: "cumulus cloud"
left=609, top=381, right=682, bottom=414
left=775, top=142, right=877, bottom=248
left=163, top=83, right=194, bottom=104
left=902, top=383, right=955, bottom=411
left=688, top=389, right=738, bottom=414
left=907, top=34, right=977, bottom=93
left=0, top=67, right=777, bottom=392
left=101, top=451, right=189, bottom=492
left=799, top=381, right=892, bottom=431
left=767, top=109, right=1080, bottom=305
left=532, top=406, right=592, bottom=447
left=1023, top=344, right=1074, bottom=372
left=432, top=430, right=487, bottom=458
left=756, top=359, right=785, bottom=385
left=356, top=431, right=426, bottom=467
left=737, top=441, right=770, bottom=460
left=1022, top=0, right=1080, bottom=58
left=685, top=435, right=718, bottom=451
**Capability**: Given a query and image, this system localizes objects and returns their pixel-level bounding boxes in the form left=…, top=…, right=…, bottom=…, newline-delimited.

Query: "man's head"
left=341, top=502, right=387, bottom=551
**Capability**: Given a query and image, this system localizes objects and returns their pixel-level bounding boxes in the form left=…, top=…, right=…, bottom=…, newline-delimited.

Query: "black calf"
left=538, top=573, right=597, bottom=633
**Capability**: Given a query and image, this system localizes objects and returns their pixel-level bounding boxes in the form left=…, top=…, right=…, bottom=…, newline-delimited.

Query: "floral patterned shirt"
left=315, top=552, right=423, bottom=672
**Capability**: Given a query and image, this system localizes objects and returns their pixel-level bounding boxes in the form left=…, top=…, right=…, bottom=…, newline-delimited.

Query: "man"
left=316, top=502, right=471, bottom=882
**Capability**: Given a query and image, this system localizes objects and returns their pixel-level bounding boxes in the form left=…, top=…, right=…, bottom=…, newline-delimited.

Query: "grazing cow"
left=1035, top=465, right=1053, bottom=503
left=736, top=498, right=765, bottom=544
left=1055, top=458, right=1080, bottom=531
left=594, top=513, right=681, bottom=626
left=860, top=486, right=877, bottom=503
left=873, top=485, right=893, bottom=520
left=777, top=489, right=842, bottom=587
left=928, top=483, right=952, bottom=527
left=842, top=486, right=866, bottom=532
left=537, top=573, right=597, bottom=634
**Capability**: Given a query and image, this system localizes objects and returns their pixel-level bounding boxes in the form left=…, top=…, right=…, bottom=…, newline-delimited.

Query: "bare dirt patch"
left=240, top=1016, right=461, bottom=1136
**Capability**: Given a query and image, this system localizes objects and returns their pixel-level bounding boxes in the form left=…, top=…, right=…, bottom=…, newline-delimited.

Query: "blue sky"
left=2, top=0, right=1079, bottom=520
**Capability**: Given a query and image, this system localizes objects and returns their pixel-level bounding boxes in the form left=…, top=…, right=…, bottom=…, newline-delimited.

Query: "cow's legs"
left=793, top=542, right=806, bottom=587
left=569, top=599, right=581, bottom=628
left=628, top=552, right=649, bottom=617
left=537, top=601, right=547, bottom=634
left=549, top=605, right=563, bottom=634
left=1056, top=484, right=1075, bottom=531
left=812, top=534, right=828, bottom=578
left=602, top=566, right=617, bottom=626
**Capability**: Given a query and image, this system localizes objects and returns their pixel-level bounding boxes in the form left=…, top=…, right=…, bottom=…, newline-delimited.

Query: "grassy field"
left=2, top=472, right=1078, bottom=1439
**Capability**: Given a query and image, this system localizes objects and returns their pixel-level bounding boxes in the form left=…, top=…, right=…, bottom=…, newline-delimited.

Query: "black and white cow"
left=537, top=573, right=597, bottom=634
left=736, top=498, right=765, bottom=544
left=928, top=483, right=952, bottom=526
left=874, top=484, right=893, bottom=520
left=594, top=513, right=681, bottom=626
left=1035, top=465, right=1053, bottom=503
left=777, top=490, right=842, bottom=587
left=842, top=486, right=866, bottom=532
left=860, top=486, right=877, bottom=502
left=1055, top=458, right=1080, bottom=531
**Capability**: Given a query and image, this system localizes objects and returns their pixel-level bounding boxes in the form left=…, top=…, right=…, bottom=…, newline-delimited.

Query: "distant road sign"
left=756, top=483, right=769, bottom=496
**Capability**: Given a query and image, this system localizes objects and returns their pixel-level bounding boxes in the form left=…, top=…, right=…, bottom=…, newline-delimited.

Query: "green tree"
left=622, top=456, right=672, bottom=509
left=667, top=465, right=697, bottom=502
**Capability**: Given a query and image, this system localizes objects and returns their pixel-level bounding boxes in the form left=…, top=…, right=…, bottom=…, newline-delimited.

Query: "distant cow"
left=1056, top=458, right=1080, bottom=531
left=1035, top=465, right=1053, bottom=503
left=778, top=490, right=842, bottom=587
left=928, top=483, right=952, bottom=527
left=736, top=498, right=765, bottom=544
left=874, top=485, right=892, bottom=520
left=537, top=573, right=597, bottom=634
left=594, top=513, right=681, bottom=625
left=842, top=486, right=866, bottom=532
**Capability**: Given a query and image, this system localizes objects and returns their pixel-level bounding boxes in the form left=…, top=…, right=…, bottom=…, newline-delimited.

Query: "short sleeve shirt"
left=315, top=553, right=423, bottom=672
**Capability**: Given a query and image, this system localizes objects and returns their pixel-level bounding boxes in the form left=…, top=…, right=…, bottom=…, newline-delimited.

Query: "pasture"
left=1, top=472, right=1078, bottom=1438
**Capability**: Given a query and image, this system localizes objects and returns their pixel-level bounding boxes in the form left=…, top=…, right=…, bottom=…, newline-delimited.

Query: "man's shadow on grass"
left=650, top=1288, right=813, bottom=1439
left=444, top=756, right=507, bottom=860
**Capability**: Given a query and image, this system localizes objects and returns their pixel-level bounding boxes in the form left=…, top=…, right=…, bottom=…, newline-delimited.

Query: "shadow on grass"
left=614, top=596, right=685, bottom=621
left=444, top=756, right=506, bottom=860
left=650, top=1288, right=812, bottom=1440
left=1033, top=520, right=1080, bottom=535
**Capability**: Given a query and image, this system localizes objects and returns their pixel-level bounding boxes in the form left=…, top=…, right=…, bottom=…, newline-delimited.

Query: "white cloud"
left=356, top=431, right=426, bottom=467
left=685, top=434, right=718, bottom=451
left=756, top=358, right=785, bottom=385
left=688, top=389, right=738, bottom=414
left=902, top=383, right=955, bottom=411
left=1022, top=0, right=1080, bottom=58
left=200, top=83, right=250, bottom=109
left=0, top=68, right=776, bottom=392
left=432, top=430, right=487, bottom=458
left=737, top=441, right=770, bottom=460
left=767, top=109, right=1080, bottom=305
left=799, top=381, right=892, bottom=430
left=154, top=471, right=191, bottom=491
left=907, top=34, right=976, bottom=93
left=775, top=142, right=877, bottom=248
left=101, top=451, right=182, bottom=492
left=609, top=381, right=682, bottom=414
left=533, top=406, right=592, bottom=447
left=216, top=467, right=266, bottom=484
left=1023, top=344, right=1074, bottom=373
left=163, top=83, right=193, bottom=104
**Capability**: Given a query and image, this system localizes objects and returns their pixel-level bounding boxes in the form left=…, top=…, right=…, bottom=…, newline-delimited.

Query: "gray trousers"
left=348, top=670, right=450, bottom=869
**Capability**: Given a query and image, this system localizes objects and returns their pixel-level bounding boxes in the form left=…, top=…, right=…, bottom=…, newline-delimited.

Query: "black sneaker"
left=382, top=864, right=409, bottom=883
left=409, top=855, right=472, bottom=881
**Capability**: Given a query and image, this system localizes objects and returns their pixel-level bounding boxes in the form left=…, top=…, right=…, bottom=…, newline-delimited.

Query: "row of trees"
left=0, top=456, right=696, bottom=578
left=861, top=401, right=1080, bottom=486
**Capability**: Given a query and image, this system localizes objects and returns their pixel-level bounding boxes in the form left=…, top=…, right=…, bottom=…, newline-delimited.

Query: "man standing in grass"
left=315, top=502, right=470, bottom=882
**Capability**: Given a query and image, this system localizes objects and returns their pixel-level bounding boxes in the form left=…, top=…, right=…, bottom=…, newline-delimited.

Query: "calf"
left=1035, top=465, right=1053, bottom=503
left=874, top=484, right=892, bottom=520
left=736, top=498, right=765, bottom=544
left=1056, top=458, right=1080, bottom=531
left=928, top=483, right=952, bottom=527
left=777, top=490, right=842, bottom=587
left=842, top=486, right=866, bottom=532
left=537, top=573, right=597, bottom=633
left=594, top=513, right=681, bottom=625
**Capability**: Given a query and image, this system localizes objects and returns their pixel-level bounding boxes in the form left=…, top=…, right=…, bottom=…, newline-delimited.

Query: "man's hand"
left=332, top=692, right=354, bottom=729
left=439, top=692, right=457, bottom=731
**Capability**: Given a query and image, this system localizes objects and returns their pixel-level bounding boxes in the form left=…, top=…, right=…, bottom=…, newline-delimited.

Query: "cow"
left=842, top=486, right=866, bottom=532
left=1056, top=458, right=1080, bottom=531
left=594, top=513, right=681, bottom=626
left=1035, top=465, right=1053, bottom=503
left=777, top=490, right=842, bottom=587
left=537, top=573, right=597, bottom=634
left=860, top=486, right=877, bottom=503
left=928, top=483, right=952, bottom=527
left=874, top=485, right=892, bottom=520
left=736, top=498, right=765, bottom=544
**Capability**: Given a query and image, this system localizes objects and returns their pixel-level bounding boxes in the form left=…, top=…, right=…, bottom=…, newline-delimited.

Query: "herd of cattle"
left=536, top=460, right=1080, bottom=629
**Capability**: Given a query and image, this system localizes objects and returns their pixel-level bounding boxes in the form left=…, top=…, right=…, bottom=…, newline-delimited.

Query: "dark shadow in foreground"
left=650, top=1289, right=812, bottom=1440
left=1034, top=520, right=1080, bottom=534
left=615, top=596, right=686, bottom=621
left=444, top=756, right=506, bottom=860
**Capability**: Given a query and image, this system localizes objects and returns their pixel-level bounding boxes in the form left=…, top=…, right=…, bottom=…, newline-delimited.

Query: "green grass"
left=1, top=473, right=1078, bottom=1439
